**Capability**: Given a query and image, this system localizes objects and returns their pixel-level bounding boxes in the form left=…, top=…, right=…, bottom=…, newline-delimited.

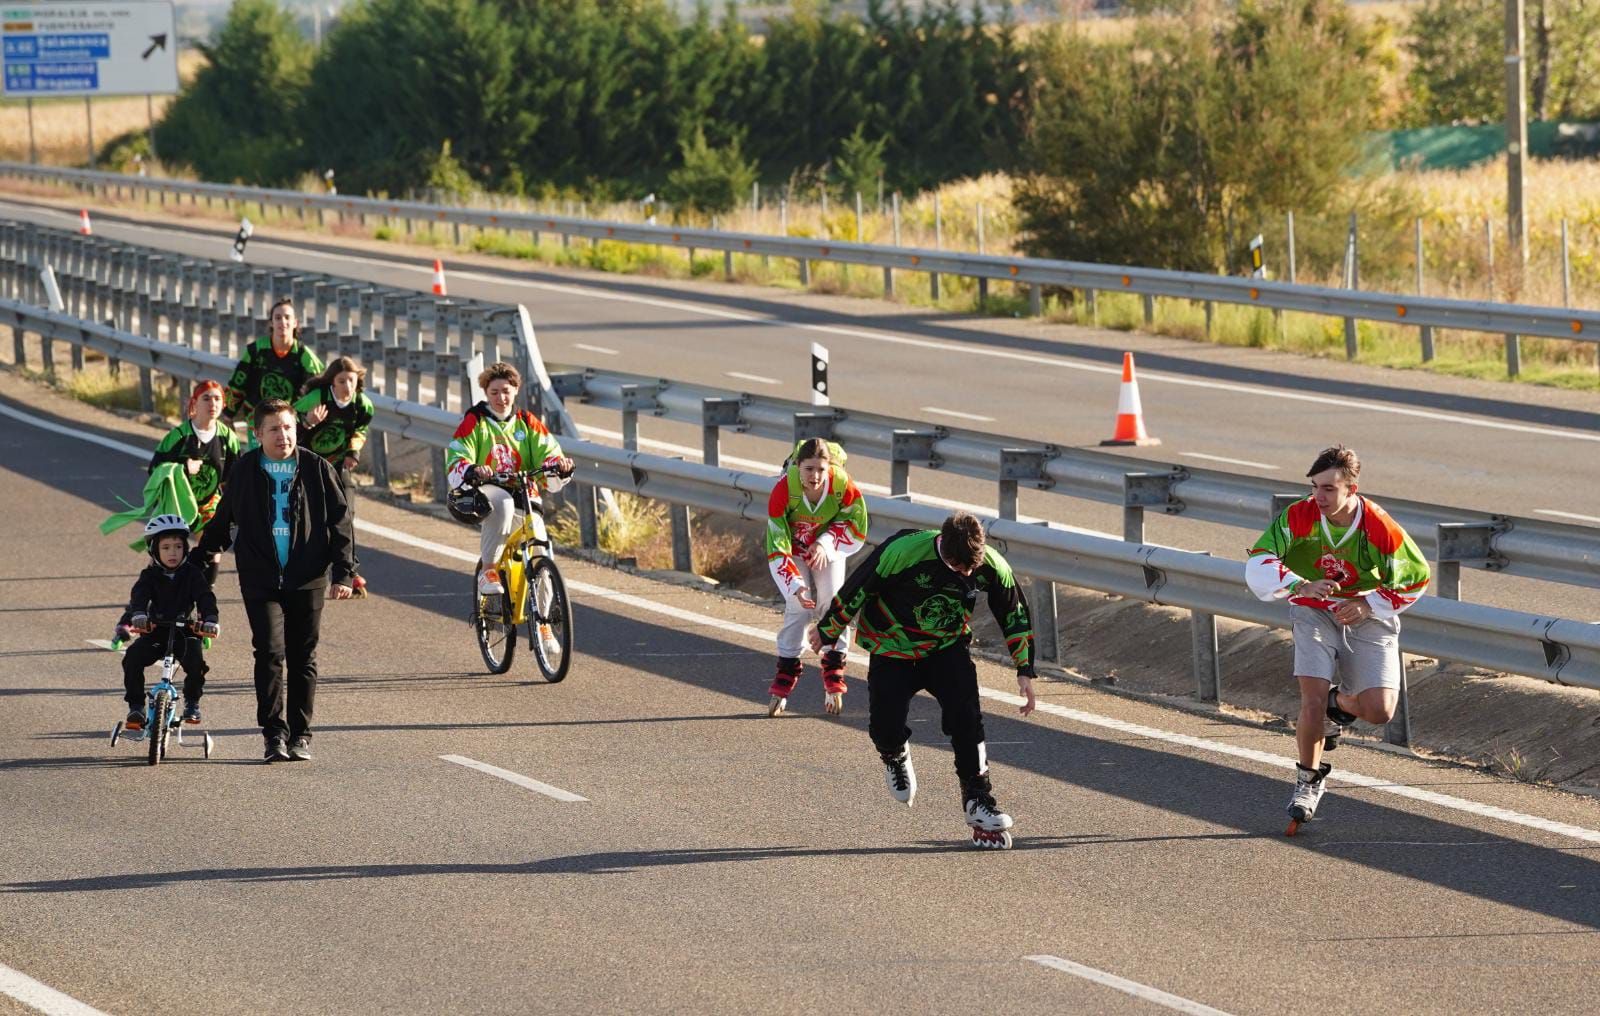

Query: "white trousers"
left=775, top=555, right=853, bottom=660
left=481, top=486, right=549, bottom=567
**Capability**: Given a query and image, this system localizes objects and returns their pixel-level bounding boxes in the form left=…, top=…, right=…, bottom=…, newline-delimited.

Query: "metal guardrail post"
left=670, top=456, right=694, bottom=573
left=1028, top=285, right=1042, bottom=317
left=1142, top=293, right=1154, bottom=326
left=701, top=397, right=742, bottom=467
left=792, top=410, right=837, bottom=445
left=577, top=481, right=599, bottom=549
left=999, top=450, right=1057, bottom=663
left=1434, top=520, right=1508, bottom=601
left=889, top=429, right=939, bottom=499
left=1420, top=324, right=1435, bottom=362
left=1386, top=658, right=1413, bottom=748
left=1505, top=333, right=1521, bottom=377
left=1122, top=469, right=1185, bottom=544
left=1192, top=608, right=1220, bottom=702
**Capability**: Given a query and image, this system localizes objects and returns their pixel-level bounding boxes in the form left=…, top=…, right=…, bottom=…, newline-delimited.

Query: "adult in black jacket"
left=195, top=399, right=355, bottom=763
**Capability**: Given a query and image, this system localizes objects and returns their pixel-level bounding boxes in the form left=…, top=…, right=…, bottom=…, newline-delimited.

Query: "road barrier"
left=3, top=162, right=1598, bottom=378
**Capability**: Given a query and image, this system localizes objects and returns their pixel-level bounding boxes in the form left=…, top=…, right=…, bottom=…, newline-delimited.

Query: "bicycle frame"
left=491, top=472, right=556, bottom=627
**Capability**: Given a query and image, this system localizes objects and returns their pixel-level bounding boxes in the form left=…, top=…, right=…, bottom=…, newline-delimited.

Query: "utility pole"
left=1506, top=0, right=1529, bottom=273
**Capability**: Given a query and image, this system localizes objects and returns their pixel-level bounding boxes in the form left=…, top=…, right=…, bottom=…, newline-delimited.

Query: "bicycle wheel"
left=528, top=557, right=574, bottom=683
left=148, top=689, right=172, bottom=767
left=474, top=561, right=517, bottom=674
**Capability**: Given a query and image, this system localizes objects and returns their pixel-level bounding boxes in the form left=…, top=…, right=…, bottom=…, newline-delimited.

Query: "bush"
left=833, top=124, right=886, bottom=203
left=664, top=129, right=758, bottom=216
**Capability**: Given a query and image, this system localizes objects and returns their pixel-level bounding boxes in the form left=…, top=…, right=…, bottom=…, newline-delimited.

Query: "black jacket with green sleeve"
left=816, top=528, right=1035, bottom=674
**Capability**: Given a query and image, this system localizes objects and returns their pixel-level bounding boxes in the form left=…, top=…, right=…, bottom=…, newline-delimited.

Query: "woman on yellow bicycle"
left=445, top=362, right=574, bottom=597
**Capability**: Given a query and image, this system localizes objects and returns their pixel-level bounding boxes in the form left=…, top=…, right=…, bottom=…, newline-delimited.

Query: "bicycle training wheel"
left=148, top=690, right=172, bottom=766
left=528, top=557, right=574, bottom=683
left=474, top=561, right=517, bottom=674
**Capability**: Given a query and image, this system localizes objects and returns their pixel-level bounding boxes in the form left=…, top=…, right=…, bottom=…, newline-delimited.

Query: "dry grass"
left=0, top=51, right=204, bottom=164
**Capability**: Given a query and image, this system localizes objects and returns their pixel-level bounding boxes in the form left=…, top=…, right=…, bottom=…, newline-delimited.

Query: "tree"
left=663, top=129, right=758, bottom=215
left=1404, top=0, right=1600, bottom=125
left=1014, top=0, right=1384, bottom=273
left=301, top=0, right=537, bottom=195
left=154, top=0, right=312, bottom=185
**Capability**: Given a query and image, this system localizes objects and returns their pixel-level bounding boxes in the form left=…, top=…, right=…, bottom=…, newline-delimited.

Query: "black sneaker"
left=264, top=737, right=290, bottom=763
left=124, top=708, right=145, bottom=730
left=182, top=701, right=202, bottom=725
left=287, top=736, right=314, bottom=762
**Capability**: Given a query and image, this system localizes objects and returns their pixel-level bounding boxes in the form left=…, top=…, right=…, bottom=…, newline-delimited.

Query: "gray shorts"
left=1290, top=604, right=1401, bottom=693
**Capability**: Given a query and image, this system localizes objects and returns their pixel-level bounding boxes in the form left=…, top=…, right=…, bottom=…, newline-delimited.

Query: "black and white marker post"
left=229, top=217, right=254, bottom=263
left=810, top=341, right=829, bottom=407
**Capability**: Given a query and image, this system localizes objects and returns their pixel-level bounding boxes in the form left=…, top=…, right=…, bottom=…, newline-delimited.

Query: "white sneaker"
left=1287, top=763, right=1331, bottom=821
left=538, top=622, right=562, bottom=660
left=881, top=746, right=916, bottom=806
left=477, top=567, right=504, bottom=595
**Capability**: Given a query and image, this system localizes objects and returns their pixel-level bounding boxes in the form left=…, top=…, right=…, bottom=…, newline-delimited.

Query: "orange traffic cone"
left=78, top=209, right=92, bottom=235
left=1100, top=351, right=1160, bottom=446
left=431, top=259, right=447, bottom=297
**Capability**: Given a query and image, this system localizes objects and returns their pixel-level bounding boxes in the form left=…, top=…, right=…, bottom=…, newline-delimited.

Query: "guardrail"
left=3, top=162, right=1597, bottom=377
left=4, top=216, right=1596, bottom=601
left=6, top=296, right=1600, bottom=753
left=0, top=219, right=570, bottom=497
left=552, top=367, right=1600, bottom=598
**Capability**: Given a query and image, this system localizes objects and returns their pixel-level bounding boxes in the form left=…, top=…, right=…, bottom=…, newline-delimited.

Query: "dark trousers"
left=122, top=630, right=207, bottom=707
left=866, top=642, right=988, bottom=784
left=243, top=589, right=325, bottom=742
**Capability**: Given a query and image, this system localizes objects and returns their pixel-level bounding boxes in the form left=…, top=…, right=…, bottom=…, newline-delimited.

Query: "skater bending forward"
left=764, top=438, right=868, bottom=717
left=1246, top=445, right=1430, bottom=827
left=810, top=511, right=1037, bottom=849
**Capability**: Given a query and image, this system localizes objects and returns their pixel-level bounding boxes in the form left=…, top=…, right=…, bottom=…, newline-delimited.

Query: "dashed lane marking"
left=0, top=961, right=111, bottom=1016
left=1025, top=955, right=1236, bottom=1016
left=440, top=755, right=587, bottom=802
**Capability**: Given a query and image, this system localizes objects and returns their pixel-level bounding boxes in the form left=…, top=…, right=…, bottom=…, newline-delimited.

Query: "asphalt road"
left=3, top=356, right=1600, bottom=1015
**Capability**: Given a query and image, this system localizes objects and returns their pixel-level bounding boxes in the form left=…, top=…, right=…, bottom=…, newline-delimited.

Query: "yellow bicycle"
left=463, top=468, right=574, bottom=681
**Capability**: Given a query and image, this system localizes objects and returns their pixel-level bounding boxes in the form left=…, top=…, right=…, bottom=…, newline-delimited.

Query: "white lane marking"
left=921, top=406, right=994, bottom=422
left=440, top=754, right=587, bottom=802
left=724, top=371, right=781, bottom=386
left=14, top=392, right=1600, bottom=846
left=351, top=519, right=1600, bottom=846
left=1179, top=452, right=1278, bottom=471
left=1536, top=509, right=1600, bottom=525
left=572, top=343, right=619, bottom=356
left=975, top=687, right=1600, bottom=846
left=0, top=961, right=112, bottom=1016
left=85, top=639, right=122, bottom=652
left=22, top=202, right=1595, bottom=445
left=1025, top=955, right=1235, bottom=1016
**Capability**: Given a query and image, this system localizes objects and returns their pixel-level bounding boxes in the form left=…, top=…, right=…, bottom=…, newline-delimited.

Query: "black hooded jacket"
left=194, top=447, right=356, bottom=596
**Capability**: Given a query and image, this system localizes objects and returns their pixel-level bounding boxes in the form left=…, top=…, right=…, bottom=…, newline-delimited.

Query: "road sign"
left=2, top=2, right=178, bottom=97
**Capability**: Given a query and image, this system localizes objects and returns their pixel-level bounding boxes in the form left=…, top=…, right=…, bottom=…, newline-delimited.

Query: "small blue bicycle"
left=110, top=620, right=215, bottom=765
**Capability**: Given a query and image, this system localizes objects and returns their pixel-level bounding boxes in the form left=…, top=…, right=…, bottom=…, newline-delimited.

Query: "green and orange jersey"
left=764, top=461, right=869, bottom=599
left=1246, top=495, right=1431, bottom=619
left=816, top=528, right=1035, bottom=673
left=445, top=402, right=564, bottom=489
left=293, top=385, right=375, bottom=464
left=223, top=337, right=324, bottom=424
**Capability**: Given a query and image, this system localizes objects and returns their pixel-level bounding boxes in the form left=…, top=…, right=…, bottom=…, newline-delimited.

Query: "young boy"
left=1246, top=445, right=1430, bottom=826
left=115, top=515, right=220, bottom=728
left=810, top=511, right=1037, bottom=849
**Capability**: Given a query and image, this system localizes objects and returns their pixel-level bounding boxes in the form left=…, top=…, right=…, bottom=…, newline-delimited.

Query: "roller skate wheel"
left=767, top=694, right=787, bottom=717
left=110, top=722, right=123, bottom=746
left=970, top=828, right=1013, bottom=850
left=1285, top=819, right=1301, bottom=837
left=823, top=691, right=843, bottom=715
